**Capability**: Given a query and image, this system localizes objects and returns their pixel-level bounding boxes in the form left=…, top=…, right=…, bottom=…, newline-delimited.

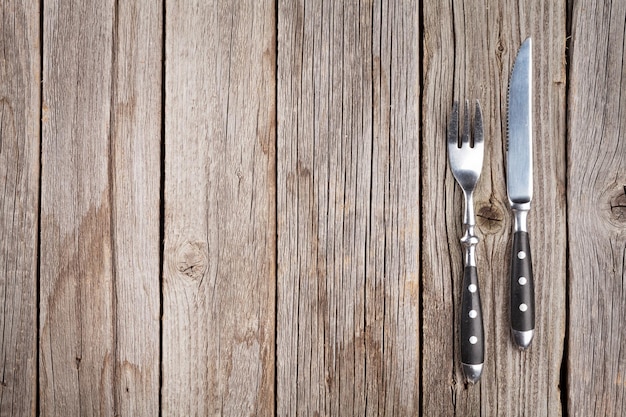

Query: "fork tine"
left=473, top=100, right=484, bottom=146
left=461, top=99, right=470, bottom=145
left=448, top=101, right=459, bottom=148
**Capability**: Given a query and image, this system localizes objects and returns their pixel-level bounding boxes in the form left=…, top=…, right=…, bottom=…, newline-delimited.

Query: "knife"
left=507, top=37, right=535, bottom=349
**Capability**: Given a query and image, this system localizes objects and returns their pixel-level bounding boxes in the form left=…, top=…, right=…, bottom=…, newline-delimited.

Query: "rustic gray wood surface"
left=108, top=1, right=162, bottom=415
left=0, top=0, right=39, bottom=414
left=40, top=0, right=161, bottom=415
left=162, top=1, right=275, bottom=415
left=0, top=0, right=625, bottom=416
left=277, top=1, right=419, bottom=415
left=568, top=1, right=626, bottom=416
left=40, top=0, right=117, bottom=414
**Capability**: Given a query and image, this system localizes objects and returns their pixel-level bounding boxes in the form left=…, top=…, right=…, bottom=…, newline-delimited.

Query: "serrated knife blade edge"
left=507, top=37, right=533, bottom=205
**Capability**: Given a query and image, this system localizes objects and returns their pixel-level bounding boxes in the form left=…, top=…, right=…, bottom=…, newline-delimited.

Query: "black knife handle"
left=510, top=231, right=535, bottom=333
left=461, top=265, right=484, bottom=367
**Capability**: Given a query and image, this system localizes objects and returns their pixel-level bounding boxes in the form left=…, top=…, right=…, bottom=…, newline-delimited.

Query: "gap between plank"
left=108, top=1, right=121, bottom=413
left=273, top=0, right=279, bottom=415
left=417, top=0, right=425, bottom=414
left=560, top=2, right=574, bottom=414
left=159, top=1, right=167, bottom=416
left=36, top=0, right=45, bottom=413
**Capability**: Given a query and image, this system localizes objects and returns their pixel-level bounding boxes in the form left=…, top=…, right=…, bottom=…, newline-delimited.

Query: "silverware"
left=507, top=37, right=535, bottom=349
left=448, top=100, right=485, bottom=384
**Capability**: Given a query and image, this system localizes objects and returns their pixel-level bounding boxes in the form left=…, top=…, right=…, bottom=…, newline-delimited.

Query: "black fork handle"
left=460, top=265, right=484, bottom=383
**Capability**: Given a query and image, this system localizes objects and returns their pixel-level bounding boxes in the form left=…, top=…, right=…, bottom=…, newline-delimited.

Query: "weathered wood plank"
left=0, top=0, right=40, bottom=415
left=422, top=1, right=567, bottom=415
left=567, top=1, right=626, bottom=415
left=40, top=0, right=116, bottom=414
left=110, top=1, right=162, bottom=415
left=162, top=0, right=276, bottom=415
left=40, top=0, right=161, bottom=415
left=277, top=0, right=420, bottom=415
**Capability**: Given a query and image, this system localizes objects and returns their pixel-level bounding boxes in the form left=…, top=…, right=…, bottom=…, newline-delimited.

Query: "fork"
left=448, top=100, right=485, bottom=384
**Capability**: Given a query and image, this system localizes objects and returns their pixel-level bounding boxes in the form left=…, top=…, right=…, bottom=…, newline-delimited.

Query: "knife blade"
left=507, top=37, right=535, bottom=349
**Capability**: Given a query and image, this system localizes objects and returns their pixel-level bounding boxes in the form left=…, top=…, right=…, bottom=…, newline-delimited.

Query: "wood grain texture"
left=0, top=0, right=40, bottom=415
left=40, top=0, right=116, bottom=414
left=421, top=0, right=566, bottom=415
left=162, top=0, right=276, bottom=415
left=110, top=1, right=162, bottom=415
left=277, top=0, right=420, bottom=415
left=40, top=0, right=161, bottom=415
left=567, top=1, right=626, bottom=415
left=4, top=1, right=625, bottom=414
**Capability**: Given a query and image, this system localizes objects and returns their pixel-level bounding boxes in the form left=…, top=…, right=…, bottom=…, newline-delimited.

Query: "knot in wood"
left=599, top=182, right=626, bottom=230
left=176, top=241, right=208, bottom=281
left=609, top=186, right=626, bottom=222
left=476, top=201, right=505, bottom=234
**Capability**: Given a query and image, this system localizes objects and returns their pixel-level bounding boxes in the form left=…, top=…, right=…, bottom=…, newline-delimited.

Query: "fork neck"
left=462, top=190, right=476, bottom=227
left=461, top=190, right=479, bottom=267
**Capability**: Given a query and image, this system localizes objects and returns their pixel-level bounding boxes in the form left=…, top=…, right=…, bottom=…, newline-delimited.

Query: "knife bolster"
left=511, top=205, right=530, bottom=233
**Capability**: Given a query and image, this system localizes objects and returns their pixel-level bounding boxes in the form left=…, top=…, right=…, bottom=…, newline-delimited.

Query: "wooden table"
left=1, top=0, right=624, bottom=415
